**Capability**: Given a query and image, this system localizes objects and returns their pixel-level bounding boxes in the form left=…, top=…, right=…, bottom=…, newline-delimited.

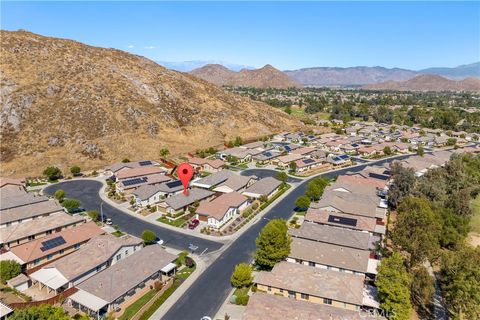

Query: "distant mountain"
left=157, top=60, right=255, bottom=72
left=191, top=64, right=302, bottom=89
left=362, top=75, right=480, bottom=92
left=419, top=62, right=480, bottom=80
left=285, top=66, right=418, bottom=87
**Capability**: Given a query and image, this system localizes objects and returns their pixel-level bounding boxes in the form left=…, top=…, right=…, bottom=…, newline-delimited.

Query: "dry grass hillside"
left=191, top=64, right=302, bottom=88
left=0, top=30, right=301, bottom=177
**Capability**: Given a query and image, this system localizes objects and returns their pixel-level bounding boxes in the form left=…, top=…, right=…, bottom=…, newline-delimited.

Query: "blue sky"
left=2, top=1, right=479, bottom=70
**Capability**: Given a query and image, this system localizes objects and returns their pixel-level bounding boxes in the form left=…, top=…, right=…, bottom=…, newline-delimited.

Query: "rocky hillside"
left=285, top=66, right=418, bottom=86
left=0, top=30, right=301, bottom=177
left=190, top=64, right=302, bottom=88
left=362, top=75, right=480, bottom=92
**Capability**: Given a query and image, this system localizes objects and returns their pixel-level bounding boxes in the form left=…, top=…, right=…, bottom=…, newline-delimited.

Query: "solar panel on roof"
left=328, top=215, right=357, bottom=227
left=264, top=152, right=272, bottom=157
left=339, top=155, right=349, bottom=159
left=284, top=146, right=291, bottom=151
left=40, top=236, right=66, bottom=252
left=123, top=177, right=148, bottom=186
left=139, top=160, right=153, bottom=166
left=303, top=158, right=315, bottom=164
left=166, top=180, right=182, bottom=188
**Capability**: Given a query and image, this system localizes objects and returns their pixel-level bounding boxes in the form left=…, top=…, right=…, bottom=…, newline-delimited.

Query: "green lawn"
left=118, top=289, right=156, bottom=320
left=112, top=230, right=125, bottom=237
left=157, top=217, right=187, bottom=228
left=470, top=194, right=480, bottom=234
left=176, top=265, right=196, bottom=280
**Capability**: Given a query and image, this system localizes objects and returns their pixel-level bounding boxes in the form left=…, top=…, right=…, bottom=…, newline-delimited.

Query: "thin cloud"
left=127, top=45, right=135, bottom=48
left=144, top=46, right=156, bottom=49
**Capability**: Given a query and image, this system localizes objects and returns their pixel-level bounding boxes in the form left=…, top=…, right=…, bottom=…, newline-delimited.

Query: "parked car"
left=188, top=219, right=199, bottom=230
left=105, top=218, right=113, bottom=225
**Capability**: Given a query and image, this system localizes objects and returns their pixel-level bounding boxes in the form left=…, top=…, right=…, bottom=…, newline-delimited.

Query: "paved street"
left=43, top=180, right=224, bottom=253
left=240, top=168, right=302, bottom=183
left=161, top=154, right=412, bottom=320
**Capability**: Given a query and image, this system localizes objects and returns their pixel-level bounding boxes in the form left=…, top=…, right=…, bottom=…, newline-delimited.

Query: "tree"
left=388, top=162, right=416, bottom=208
left=230, top=263, right=253, bottom=288
left=70, top=165, right=81, bottom=175
left=275, top=171, right=288, bottom=184
left=411, top=266, right=435, bottom=315
left=0, top=260, right=21, bottom=282
left=440, top=245, right=480, bottom=319
left=233, top=136, right=243, bottom=146
left=392, top=197, right=441, bottom=268
left=121, top=158, right=130, bottom=163
left=295, top=196, right=311, bottom=211
left=61, top=198, right=81, bottom=213
left=87, top=210, right=100, bottom=222
left=289, top=161, right=297, bottom=172
left=43, top=166, right=62, bottom=181
left=417, top=145, right=425, bottom=157
left=375, top=252, right=412, bottom=320
left=446, top=138, right=457, bottom=146
left=141, top=230, right=157, bottom=244
left=254, top=219, right=291, bottom=270
left=383, top=146, right=393, bottom=156
left=9, top=305, right=71, bottom=320
left=159, top=148, right=170, bottom=159
left=54, top=189, right=65, bottom=202
left=305, top=177, right=329, bottom=201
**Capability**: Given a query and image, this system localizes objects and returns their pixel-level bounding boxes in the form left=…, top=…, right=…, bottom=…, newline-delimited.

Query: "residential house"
left=291, top=147, right=316, bottom=157
left=273, top=154, right=304, bottom=168
left=0, top=196, right=65, bottom=228
left=213, top=175, right=257, bottom=193
left=217, top=147, right=258, bottom=162
left=161, top=188, right=215, bottom=214
left=294, top=158, right=325, bottom=173
left=289, top=222, right=378, bottom=251
left=188, top=157, right=225, bottom=173
left=115, top=167, right=170, bottom=193
left=0, top=178, right=26, bottom=198
left=315, top=191, right=386, bottom=220
left=191, top=170, right=235, bottom=189
left=104, top=160, right=160, bottom=176
left=69, top=245, right=177, bottom=317
left=287, top=238, right=379, bottom=277
left=254, top=262, right=371, bottom=311
left=132, top=180, right=184, bottom=207
left=1, top=213, right=85, bottom=249
left=305, top=208, right=386, bottom=237
left=253, top=149, right=282, bottom=164
left=242, top=177, right=282, bottom=199
left=243, top=293, right=377, bottom=320
left=9, top=222, right=105, bottom=271
left=29, top=234, right=142, bottom=294
left=196, top=192, right=249, bottom=228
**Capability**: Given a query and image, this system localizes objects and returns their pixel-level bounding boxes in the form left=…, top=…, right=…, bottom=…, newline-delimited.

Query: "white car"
left=105, top=218, right=113, bottom=225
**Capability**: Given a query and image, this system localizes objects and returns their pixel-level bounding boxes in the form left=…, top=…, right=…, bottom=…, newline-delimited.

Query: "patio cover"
left=70, top=289, right=109, bottom=312
left=29, top=267, right=68, bottom=290
left=161, top=262, right=177, bottom=273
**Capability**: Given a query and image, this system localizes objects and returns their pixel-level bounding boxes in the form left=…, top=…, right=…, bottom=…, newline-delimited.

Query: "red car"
left=188, top=219, right=200, bottom=230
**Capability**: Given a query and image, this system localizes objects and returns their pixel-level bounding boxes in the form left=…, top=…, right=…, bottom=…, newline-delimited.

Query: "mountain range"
left=190, top=64, right=302, bottom=89
left=362, top=74, right=480, bottom=92
left=0, top=30, right=300, bottom=177
left=157, top=60, right=255, bottom=72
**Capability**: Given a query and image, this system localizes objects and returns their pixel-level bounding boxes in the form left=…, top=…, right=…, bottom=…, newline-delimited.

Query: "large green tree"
left=61, top=198, right=81, bottom=213
left=230, top=263, right=253, bottom=288
left=254, top=219, right=291, bottom=270
left=295, top=195, right=311, bottom=211
left=388, top=162, right=416, bottom=208
left=411, top=266, right=435, bottom=315
left=43, top=166, right=62, bottom=181
left=375, top=252, right=412, bottom=320
left=305, top=177, right=329, bottom=201
left=10, top=305, right=72, bottom=320
left=141, top=230, right=157, bottom=244
left=0, top=260, right=21, bottom=282
left=440, top=245, right=480, bottom=320
left=392, top=197, right=441, bottom=268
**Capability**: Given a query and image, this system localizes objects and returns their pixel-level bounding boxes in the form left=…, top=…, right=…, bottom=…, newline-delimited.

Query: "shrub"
left=62, top=198, right=81, bottom=213
left=70, top=166, right=81, bottom=175
left=141, top=230, right=157, bottom=244
left=154, top=281, right=163, bottom=292
left=87, top=210, right=99, bottom=222
left=185, top=256, right=195, bottom=268
left=54, top=189, right=65, bottom=202
left=230, top=263, right=253, bottom=288
left=252, top=203, right=259, bottom=210
left=43, top=166, right=62, bottom=181
left=236, top=294, right=249, bottom=306
left=0, top=260, right=21, bottom=282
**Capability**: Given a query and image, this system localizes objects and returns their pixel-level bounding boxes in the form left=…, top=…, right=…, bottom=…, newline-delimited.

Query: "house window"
left=125, top=250, right=129, bottom=256
left=288, top=291, right=296, bottom=298
left=339, top=268, right=345, bottom=272
left=33, top=259, right=40, bottom=265
left=295, top=259, right=302, bottom=264
left=323, top=298, right=332, bottom=305
left=59, top=249, right=64, bottom=255
left=46, top=230, right=52, bottom=235
left=308, top=261, right=315, bottom=267
left=267, top=286, right=271, bottom=292
left=279, top=288, right=283, bottom=293
left=28, top=235, right=35, bottom=240
left=301, top=293, right=309, bottom=300
left=116, top=254, right=121, bottom=261
left=47, top=254, right=53, bottom=260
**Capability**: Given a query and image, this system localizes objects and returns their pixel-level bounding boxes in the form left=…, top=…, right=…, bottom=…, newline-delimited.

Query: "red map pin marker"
left=177, top=163, right=194, bottom=196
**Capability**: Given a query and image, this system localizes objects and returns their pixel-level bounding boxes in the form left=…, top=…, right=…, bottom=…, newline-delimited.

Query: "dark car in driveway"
left=188, top=219, right=200, bottom=230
